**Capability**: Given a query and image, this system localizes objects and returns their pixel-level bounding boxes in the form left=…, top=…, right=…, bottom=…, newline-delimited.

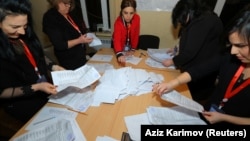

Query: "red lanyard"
left=219, top=64, right=250, bottom=108
left=66, top=14, right=82, bottom=34
left=126, top=23, right=131, bottom=43
left=19, top=39, right=41, bottom=78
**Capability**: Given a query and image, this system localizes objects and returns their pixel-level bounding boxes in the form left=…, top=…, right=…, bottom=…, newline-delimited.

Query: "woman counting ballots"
left=43, top=0, right=93, bottom=70
left=162, top=0, right=224, bottom=104
left=112, top=0, right=140, bottom=65
left=153, top=6, right=250, bottom=125
left=0, top=0, right=64, bottom=122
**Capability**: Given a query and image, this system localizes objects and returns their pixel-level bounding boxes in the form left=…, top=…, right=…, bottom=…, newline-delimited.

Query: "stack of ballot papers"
left=124, top=106, right=206, bottom=141
left=146, top=48, right=175, bottom=69
left=147, top=48, right=173, bottom=63
left=13, top=106, right=86, bottom=141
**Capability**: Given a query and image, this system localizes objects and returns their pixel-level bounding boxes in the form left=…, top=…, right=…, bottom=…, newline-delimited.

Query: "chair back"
left=137, top=35, right=160, bottom=50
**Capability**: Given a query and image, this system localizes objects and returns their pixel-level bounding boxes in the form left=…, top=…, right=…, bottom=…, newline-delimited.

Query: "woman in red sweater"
left=112, top=0, right=140, bottom=65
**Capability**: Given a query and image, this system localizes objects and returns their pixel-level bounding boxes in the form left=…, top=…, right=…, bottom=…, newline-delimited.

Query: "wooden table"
left=10, top=48, right=191, bottom=141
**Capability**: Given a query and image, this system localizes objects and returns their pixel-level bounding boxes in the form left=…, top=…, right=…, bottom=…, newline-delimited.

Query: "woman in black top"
left=43, top=0, right=93, bottom=70
left=162, top=0, right=224, bottom=103
left=0, top=0, right=64, bottom=122
left=153, top=6, right=250, bottom=125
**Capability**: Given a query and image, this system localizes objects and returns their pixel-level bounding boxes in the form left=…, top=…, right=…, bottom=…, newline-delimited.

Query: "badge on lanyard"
left=209, top=104, right=225, bottom=113
left=37, top=75, right=47, bottom=83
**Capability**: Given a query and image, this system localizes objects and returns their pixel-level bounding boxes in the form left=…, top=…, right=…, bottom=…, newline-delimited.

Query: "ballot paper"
left=147, top=48, right=173, bottom=63
left=14, top=119, right=76, bottom=141
left=87, top=32, right=102, bottom=46
left=51, top=64, right=101, bottom=92
left=161, top=90, right=204, bottom=113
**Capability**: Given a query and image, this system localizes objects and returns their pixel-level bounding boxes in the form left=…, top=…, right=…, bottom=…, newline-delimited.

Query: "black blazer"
left=43, top=8, right=87, bottom=70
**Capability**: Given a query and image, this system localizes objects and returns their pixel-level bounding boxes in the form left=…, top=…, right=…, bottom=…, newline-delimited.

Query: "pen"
left=139, top=52, right=146, bottom=58
left=33, top=117, right=55, bottom=125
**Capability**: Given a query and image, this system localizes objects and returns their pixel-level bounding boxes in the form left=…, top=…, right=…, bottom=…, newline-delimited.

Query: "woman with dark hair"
left=0, top=0, right=64, bottom=122
left=43, top=0, right=93, bottom=70
left=162, top=0, right=224, bottom=104
left=112, top=0, right=140, bottom=65
left=153, top=6, right=250, bottom=125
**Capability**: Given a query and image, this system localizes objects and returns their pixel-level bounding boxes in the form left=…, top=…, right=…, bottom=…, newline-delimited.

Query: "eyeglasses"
left=63, top=1, right=72, bottom=7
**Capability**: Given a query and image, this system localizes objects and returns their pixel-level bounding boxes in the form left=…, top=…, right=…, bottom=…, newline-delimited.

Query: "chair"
left=137, top=34, right=160, bottom=50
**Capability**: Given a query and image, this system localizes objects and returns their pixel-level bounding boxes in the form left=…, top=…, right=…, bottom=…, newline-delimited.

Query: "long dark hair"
left=0, top=0, right=43, bottom=60
left=172, top=0, right=213, bottom=28
left=226, top=5, right=250, bottom=49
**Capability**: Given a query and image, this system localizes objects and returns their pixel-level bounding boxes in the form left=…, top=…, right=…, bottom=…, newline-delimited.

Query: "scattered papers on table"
left=92, top=67, right=164, bottom=106
left=125, top=55, right=142, bottom=65
left=49, top=88, right=94, bottom=113
left=89, top=54, right=113, bottom=62
left=124, top=106, right=206, bottom=141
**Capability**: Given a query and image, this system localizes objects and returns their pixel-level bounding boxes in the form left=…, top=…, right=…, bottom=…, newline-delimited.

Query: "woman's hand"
left=80, top=34, right=93, bottom=44
left=32, top=82, right=57, bottom=95
left=52, top=65, right=65, bottom=71
left=117, top=55, right=126, bottom=66
left=202, top=111, right=224, bottom=124
left=152, top=78, right=180, bottom=96
left=152, top=82, right=172, bottom=96
left=162, top=59, right=174, bottom=67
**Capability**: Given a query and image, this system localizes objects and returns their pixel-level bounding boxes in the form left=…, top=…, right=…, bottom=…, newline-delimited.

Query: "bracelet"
left=21, top=85, right=35, bottom=96
left=116, top=53, right=123, bottom=59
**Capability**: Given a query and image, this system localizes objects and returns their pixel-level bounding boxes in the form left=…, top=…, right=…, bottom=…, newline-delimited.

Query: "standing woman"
left=153, top=6, right=250, bottom=125
left=0, top=0, right=64, bottom=122
left=162, top=0, right=224, bottom=103
left=112, top=0, right=140, bottom=65
left=43, top=0, right=93, bottom=70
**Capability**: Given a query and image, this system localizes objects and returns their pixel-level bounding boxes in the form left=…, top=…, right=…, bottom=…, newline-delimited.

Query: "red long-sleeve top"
left=112, top=14, right=140, bottom=56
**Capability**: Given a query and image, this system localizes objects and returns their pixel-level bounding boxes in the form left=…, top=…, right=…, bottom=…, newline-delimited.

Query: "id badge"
left=37, top=75, right=47, bottom=83
left=124, top=45, right=131, bottom=52
left=209, top=104, right=224, bottom=113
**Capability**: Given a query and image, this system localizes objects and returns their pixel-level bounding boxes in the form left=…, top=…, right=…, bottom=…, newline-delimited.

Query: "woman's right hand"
left=152, top=82, right=173, bottom=96
left=162, top=59, right=174, bottom=67
left=118, top=55, right=126, bottom=66
left=152, top=78, right=180, bottom=96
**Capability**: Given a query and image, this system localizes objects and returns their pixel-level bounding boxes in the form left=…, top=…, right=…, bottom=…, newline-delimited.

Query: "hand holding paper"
left=51, top=65, right=101, bottom=92
left=161, top=90, right=204, bottom=113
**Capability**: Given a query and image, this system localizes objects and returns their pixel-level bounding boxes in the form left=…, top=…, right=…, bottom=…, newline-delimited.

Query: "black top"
left=188, top=49, right=250, bottom=119
left=173, top=13, right=224, bottom=101
left=173, top=14, right=223, bottom=70
left=0, top=38, right=50, bottom=122
left=43, top=8, right=87, bottom=70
